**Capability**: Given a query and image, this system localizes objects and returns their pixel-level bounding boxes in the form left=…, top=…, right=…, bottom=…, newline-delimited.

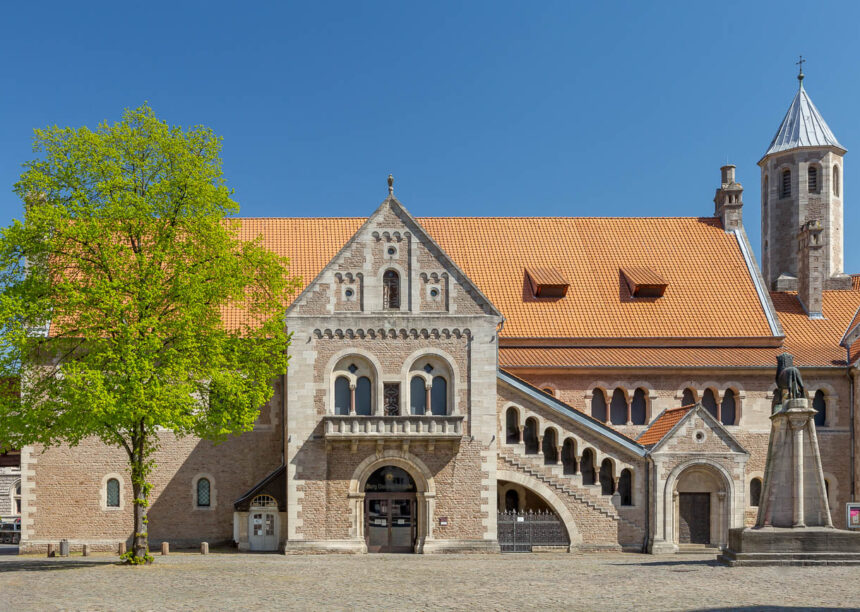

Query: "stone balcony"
left=322, top=414, right=465, bottom=442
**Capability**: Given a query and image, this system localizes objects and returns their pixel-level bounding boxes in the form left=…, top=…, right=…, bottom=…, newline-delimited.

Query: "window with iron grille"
left=197, top=478, right=211, bottom=507
left=384, top=383, right=400, bottom=416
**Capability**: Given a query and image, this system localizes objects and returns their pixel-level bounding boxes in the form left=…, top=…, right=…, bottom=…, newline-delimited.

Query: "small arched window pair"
left=409, top=375, right=447, bottom=415
left=334, top=375, right=372, bottom=415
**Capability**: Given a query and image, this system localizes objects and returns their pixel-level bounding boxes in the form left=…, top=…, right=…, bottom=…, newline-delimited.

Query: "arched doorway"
left=364, top=466, right=417, bottom=553
left=672, top=464, right=730, bottom=548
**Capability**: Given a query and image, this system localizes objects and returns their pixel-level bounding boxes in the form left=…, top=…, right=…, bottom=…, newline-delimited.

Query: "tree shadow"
left=0, top=558, right=118, bottom=572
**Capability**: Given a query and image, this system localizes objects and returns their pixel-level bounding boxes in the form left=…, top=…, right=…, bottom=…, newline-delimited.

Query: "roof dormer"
left=620, top=266, right=667, bottom=298
left=525, top=267, right=569, bottom=298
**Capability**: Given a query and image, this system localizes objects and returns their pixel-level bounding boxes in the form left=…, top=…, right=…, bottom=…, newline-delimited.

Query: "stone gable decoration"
left=719, top=353, right=860, bottom=565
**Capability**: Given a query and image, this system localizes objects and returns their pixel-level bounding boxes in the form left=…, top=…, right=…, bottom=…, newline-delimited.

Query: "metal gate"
left=498, top=510, right=570, bottom=552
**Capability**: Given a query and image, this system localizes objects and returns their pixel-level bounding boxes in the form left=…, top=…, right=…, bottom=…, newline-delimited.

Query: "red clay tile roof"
left=637, top=406, right=693, bottom=446
left=235, top=216, right=775, bottom=340
left=771, top=289, right=860, bottom=367
left=499, top=346, right=782, bottom=369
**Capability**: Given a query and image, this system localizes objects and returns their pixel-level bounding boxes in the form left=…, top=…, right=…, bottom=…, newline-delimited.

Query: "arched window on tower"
left=720, top=389, right=737, bottom=426
left=833, top=165, right=840, bottom=196
left=813, top=390, right=827, bottom=427
left=382, top=270, right=400, bottom=309
left=781, top=169, right=791, bottom=198
left=591, top=390, right=607, bottom=422
left=808, top=166, right=819, bottom=193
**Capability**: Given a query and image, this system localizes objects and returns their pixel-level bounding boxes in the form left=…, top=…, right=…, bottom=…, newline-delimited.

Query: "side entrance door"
left=678, top=493, right=710, bottom=544
left=365, top=494, right=416, bottom=553
left=249, top=510, right=278, bottom=551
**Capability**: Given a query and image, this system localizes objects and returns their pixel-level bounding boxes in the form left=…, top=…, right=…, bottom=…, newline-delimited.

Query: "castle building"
left=14, top=75, right=860, bottom=554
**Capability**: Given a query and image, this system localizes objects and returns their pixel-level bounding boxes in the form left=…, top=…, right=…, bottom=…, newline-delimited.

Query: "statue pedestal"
left=719, top=397, right=860, bottom=565
left=719, top=527, right=860, bottom=566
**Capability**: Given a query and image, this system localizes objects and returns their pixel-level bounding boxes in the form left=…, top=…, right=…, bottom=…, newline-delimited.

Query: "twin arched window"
left=409, top=375, right=448, bottom=415
left=334, top=375, right=372, bottom=415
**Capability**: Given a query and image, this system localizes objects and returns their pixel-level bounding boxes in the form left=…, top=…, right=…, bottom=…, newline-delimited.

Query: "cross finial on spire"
left=796, top=55, right=806, bottom=86
left=387, top=173, right=394, bottom=196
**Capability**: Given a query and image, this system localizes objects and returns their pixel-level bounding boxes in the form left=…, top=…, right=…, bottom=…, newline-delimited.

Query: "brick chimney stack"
left=714, top=164, right=744, bottom=231
left=798, top=219, right=825, bottom=319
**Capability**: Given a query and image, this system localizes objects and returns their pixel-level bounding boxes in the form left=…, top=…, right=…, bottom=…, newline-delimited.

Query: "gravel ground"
left=1, top=550, right=859, bottom=611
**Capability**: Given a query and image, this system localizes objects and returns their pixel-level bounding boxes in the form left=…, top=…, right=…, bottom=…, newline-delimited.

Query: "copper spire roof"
left=762, top=83, right=844, bottom=159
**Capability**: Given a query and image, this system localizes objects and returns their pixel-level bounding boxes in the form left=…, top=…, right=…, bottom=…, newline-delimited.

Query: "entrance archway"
left=669, top=462, right=731, bottom=548
left=364, top=466, right=417, bottom=553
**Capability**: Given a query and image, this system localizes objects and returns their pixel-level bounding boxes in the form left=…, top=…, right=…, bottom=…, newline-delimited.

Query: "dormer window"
left=383, top=269, right=400, bottom=309
left=525, top=267, right=569, bottom=298
left=620, top=267, right=668, bottom=298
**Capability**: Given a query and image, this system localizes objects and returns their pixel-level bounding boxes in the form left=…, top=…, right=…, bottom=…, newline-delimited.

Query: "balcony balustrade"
left=323, top=414, right=464, bottom=441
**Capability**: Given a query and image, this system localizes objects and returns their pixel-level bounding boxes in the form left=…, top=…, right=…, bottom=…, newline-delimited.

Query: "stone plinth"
left=719, top=527, right=860, bottom=566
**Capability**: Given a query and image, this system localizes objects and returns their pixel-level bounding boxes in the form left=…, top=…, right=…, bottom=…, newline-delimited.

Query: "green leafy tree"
left=0, top=105, right=300, bottom=563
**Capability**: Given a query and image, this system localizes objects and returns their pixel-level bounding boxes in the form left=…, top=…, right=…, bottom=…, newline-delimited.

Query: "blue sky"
left=2, top=1, right=859, bottom=269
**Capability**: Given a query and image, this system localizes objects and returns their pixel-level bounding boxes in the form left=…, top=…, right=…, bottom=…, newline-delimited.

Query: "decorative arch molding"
left=675, top=382, right=699, bottom=402
left=324, top=348, right=384, bottom=415
left=497, top=469, right=582, bottom=546
left=313, top=327, right=471, bottom=340
left=584, top=382, right=612, bottom=399
left=660, top=458, right=736, bottom=548
left=347, top=450, right=437, bottom=549
left=401, top=347, right=463, bottom=416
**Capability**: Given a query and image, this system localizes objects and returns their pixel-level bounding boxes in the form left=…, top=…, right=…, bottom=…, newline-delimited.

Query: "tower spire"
left=796, top=55, right=805, bottom=87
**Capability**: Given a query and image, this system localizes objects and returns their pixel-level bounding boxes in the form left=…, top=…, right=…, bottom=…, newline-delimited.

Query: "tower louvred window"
left=808, top=166, right=818, bottom=193
left=782, top=169, right=791, bottom=198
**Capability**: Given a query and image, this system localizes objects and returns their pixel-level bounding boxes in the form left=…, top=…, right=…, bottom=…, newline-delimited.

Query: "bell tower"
left=759, top=62, right=850, bottom=295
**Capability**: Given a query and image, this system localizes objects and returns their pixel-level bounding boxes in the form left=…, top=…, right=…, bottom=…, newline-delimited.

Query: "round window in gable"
left=387, top=246, right=397, bottom=256
left=430, top=288, right=439, bottom=298
left=345, top=288, right=354, bottom=298
left=694, top=430, right=706, bottom=443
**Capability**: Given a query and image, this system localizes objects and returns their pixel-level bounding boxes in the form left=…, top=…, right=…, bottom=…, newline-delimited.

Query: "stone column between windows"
left=537, top=435, right=544, bottom=457
left=425, top=384, right=432, bottom=417
left=349, top=384, right=356, bottom=415
left=626, top=398, right=632, bottom=426
left=573, top=455, right=581, bottom=475
left=555, top=446, right=562, bottom=465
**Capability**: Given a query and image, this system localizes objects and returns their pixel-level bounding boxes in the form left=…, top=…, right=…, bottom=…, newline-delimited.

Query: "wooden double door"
left=365, top=493, right=416, bottom=553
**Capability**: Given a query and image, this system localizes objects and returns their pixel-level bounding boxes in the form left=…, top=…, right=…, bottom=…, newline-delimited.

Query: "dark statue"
left=772, top=352, right=806, bottom=412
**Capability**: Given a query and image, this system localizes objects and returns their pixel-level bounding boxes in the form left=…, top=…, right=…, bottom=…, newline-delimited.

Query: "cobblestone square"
left=1, top=551, right=859, bottom=611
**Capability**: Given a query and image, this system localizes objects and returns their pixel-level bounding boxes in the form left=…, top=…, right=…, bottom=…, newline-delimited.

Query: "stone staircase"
left=499, top=445, right=643, bottom=534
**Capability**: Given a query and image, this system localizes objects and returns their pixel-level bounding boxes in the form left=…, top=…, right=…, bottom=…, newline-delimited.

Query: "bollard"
left=200, top=541, right=209, bottom=555
left=82, top=544, right=90, bottom=557
left=118, top=542, right=126, bottom=556
left=59, top=539, right=70, bottom=557
left=47, top=543, right=55, bottom=558
left=161, top=542, right=169, bottom=556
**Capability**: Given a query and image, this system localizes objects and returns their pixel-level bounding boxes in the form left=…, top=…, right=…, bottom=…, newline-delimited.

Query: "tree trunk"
left=131, top=474, right=149, bottom=562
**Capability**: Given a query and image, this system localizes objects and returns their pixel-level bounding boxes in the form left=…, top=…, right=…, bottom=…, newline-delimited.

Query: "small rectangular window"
left=384, top=383, right=400, bottom=416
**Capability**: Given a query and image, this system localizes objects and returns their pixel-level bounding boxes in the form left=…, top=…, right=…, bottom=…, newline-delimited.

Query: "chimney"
left=798, top=219, right=825, bottom=319
left=714, top=164, right=743, bottom=231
